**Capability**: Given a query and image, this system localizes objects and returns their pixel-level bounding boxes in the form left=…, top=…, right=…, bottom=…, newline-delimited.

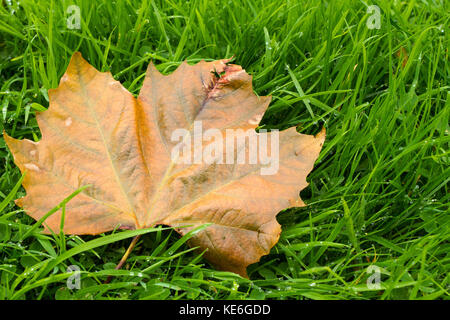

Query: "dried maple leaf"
left=4, top=52, right=325, bottom=277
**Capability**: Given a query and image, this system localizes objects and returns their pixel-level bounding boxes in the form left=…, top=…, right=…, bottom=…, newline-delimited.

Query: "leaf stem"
left=104, top=234, right=141, bottom=284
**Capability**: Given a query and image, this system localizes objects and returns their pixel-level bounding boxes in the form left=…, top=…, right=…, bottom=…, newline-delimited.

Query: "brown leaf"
left=4, top=52, right=325, bottom=277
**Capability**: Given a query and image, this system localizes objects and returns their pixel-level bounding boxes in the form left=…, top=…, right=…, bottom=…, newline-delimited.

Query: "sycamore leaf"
left=4, top=52, right=325, bottom=277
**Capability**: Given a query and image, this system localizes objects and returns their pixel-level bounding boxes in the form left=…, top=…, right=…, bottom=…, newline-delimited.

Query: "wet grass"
left=0, top=0, right=448, bottom=299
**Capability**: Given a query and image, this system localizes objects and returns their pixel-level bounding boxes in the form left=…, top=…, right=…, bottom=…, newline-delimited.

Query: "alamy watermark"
left=171, top=121, right=280, bottom=175
left=366, top=5, right=381, bottom=29
left=66, top=265, right=81, bottom=290
left=366, top=265, right=382, bottom=290
left=66, top=5, right=81, bottom=30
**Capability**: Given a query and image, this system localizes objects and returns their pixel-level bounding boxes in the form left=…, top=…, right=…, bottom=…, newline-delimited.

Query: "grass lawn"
left=0, top=0, right=448, bottom=300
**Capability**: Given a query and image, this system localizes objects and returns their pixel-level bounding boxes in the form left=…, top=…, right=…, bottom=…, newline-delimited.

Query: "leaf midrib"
left=77, top=65, right=140, bottom=227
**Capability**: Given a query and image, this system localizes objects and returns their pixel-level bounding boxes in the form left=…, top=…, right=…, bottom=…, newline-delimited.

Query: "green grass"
left=0, top=0, right=448, bottom=300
